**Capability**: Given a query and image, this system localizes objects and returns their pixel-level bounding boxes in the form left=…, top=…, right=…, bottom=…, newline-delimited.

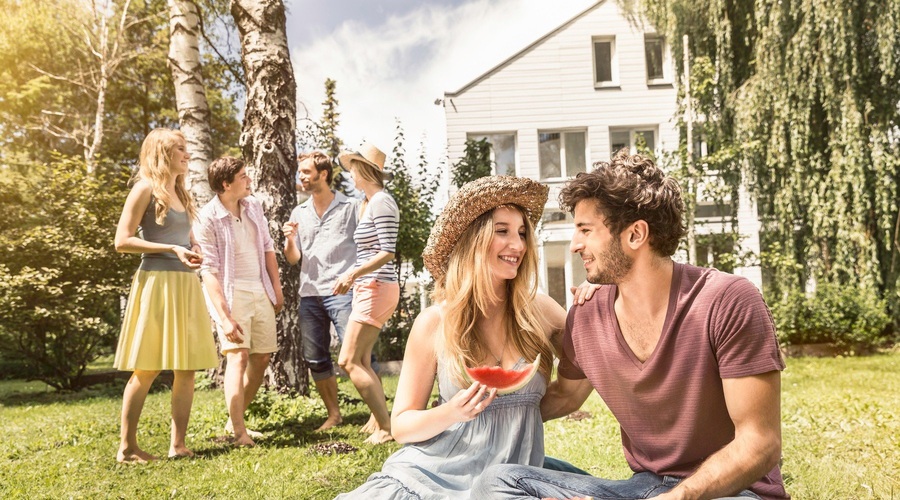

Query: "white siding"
left=445, top=0, right=679, bottom=185
left=441, top=0, right=761, bottom=293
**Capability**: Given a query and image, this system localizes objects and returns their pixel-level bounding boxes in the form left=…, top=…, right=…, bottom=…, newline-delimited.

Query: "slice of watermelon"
left=464, top=353, right=541, bottom=395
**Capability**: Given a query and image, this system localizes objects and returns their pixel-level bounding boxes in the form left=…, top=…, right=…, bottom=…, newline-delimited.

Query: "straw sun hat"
left=423, top=175, right=549, bottom=285
left=338, top=142, right=393, bottom=180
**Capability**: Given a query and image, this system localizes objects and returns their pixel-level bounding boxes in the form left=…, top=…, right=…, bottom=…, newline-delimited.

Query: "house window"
left=538, top=130, right=587, bottom=179
left=541, top=209, right=572, bottom=227
left=467, top=133, right=516, bottom=176
left=610, top=128, right=656, bottom=156
left=696, top=233, right=737, bottom=273
left=644, top=35, right=668, bottom=84
left=592, top=36, right=617, bottom=87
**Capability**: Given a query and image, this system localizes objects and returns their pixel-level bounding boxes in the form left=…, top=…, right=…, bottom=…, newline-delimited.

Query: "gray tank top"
left=139, top=197, right=193, bottom=272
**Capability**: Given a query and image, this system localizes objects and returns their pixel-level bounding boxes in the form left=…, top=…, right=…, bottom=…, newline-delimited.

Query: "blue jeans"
left=299, top=294, right=353, bottom=381
left=472, top=465, right=763, bottom=499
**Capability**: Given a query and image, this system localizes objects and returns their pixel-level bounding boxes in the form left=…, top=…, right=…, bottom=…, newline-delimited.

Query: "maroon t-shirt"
left=559, top=263, right=789, bottom=500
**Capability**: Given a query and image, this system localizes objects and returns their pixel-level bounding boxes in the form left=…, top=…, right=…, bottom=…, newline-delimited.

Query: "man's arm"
left=281, top=221, right=301, bottom=265
left=541, top=374, right=594, bottom=422
left=655, top=371, right=782, bottom=499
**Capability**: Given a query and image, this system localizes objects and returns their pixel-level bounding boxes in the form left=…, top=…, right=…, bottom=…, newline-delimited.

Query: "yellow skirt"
left=114, top=270, right=218, bottom=371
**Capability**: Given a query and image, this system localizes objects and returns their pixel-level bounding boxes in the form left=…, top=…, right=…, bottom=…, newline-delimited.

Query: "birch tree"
left=27, top=0, right=141, bottom=172
left=231, top=0, right=304, bottom=393
left=167, top=0, right=214, bottom=203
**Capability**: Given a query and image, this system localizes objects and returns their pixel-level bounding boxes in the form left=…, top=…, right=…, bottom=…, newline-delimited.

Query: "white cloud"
left=288, top=0, right=596, bottom=169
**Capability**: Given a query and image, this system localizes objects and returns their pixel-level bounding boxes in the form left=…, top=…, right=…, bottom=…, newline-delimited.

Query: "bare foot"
left=360, top=414, right=378, bottom=434
left=315, top=415, right=343, bottom=431
left=168, top=445, right=195, bottom=459
left=364, top=429, right=394, bottom=445
left=116, top=447, right=158, bottom=464
left=225, top=420, right=265, bottom=439
left=232, top=434, right=256, bottom=447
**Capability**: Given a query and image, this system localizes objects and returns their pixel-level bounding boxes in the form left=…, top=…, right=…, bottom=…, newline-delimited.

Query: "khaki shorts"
left=217, top=288, right=277, bottom=354
left=349, top=279, right=399, bottom=328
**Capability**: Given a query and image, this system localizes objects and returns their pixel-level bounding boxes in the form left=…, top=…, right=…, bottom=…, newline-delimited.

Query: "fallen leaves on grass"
left=308, top=441, right=358, bottom=455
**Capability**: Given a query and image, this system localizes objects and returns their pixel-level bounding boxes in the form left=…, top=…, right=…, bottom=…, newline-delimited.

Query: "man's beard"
left=586, top=238, right=633, bottom=285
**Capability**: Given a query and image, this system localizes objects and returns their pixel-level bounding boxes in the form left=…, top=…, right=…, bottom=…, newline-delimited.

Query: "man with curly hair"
left=475, top=150, right=789, bottom=499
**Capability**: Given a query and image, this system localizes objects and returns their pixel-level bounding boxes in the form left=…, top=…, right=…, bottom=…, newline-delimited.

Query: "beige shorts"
left=216, top=288, right=277, bottom=354
left=349, top=279, right=400, bottom=328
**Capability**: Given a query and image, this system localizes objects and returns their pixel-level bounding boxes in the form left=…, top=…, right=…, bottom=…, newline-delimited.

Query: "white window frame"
left=609, top=127, right=658, bottom=156
left=466, top=132, right=517, bottom=176
left=537, top=129, right=588, bottom=181
left=591, top=36, right=618, bottom=89
left=643, top=34, right=672, bottom=86
left=540, top=239, right=587, bottom=309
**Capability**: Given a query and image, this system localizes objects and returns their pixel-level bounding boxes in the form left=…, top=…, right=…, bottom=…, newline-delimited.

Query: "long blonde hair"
left=350, top=158, right=386, bottom=218
left=433, top=205, right=553, bottom=388
left=137, top=128, right=196, bottom=224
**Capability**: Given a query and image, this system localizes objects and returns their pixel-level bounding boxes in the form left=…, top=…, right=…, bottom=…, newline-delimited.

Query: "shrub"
left=376, top=288, right=421, bottom=361
left=771, top=283, right=890, bottom=350
left=0, top=156, right=134, bottom=390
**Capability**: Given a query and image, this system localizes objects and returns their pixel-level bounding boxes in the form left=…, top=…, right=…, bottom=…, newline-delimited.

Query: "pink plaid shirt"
left=196, top=195, right=277, bottom=308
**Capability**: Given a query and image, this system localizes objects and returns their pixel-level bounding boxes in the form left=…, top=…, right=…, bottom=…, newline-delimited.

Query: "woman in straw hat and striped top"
left=334, top=143, right=401, bottom=445
left=336, top=175, right=567, bottom=499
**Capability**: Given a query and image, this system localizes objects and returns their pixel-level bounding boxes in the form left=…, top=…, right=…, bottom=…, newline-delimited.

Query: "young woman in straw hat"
left=336, top=175, right=567, bottom=499
left=112, top=128, right=218, bottom=462
left=334, top=143, right=401, bottom=445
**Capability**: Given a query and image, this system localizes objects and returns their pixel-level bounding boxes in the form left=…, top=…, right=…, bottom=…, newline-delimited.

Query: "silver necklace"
left=488, top=334, right=508, bottom=367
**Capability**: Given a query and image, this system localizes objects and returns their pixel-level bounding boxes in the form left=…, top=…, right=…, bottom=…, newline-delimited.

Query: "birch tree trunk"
left=167, top=0, right=214, bottom=204
left=231, top=0, right=305, bottom=394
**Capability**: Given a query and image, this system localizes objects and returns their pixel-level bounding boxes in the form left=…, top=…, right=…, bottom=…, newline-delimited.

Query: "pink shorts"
left=349, top=279, right=400, bottom=328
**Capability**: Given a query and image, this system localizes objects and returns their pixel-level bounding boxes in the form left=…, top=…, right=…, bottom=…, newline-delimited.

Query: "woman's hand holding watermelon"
left=447, top=381, right=498, bottom=422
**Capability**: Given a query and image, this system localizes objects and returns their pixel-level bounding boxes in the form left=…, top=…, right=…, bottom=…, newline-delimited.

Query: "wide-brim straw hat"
left=423, top=175, right=548, bottom=285
left=338, top=142, right=393, bottom=180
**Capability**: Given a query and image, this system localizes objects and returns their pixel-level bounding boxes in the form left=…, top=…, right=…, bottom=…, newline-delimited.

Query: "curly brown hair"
left=559, top=150, right=685, bottom=256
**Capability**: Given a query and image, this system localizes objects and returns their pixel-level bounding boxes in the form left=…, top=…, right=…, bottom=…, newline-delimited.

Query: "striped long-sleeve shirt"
left=353, top=191, right=399, bottom=283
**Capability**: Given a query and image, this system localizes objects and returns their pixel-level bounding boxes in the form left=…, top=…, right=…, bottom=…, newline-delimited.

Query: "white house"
left=441, top=0, right=762, bottom=307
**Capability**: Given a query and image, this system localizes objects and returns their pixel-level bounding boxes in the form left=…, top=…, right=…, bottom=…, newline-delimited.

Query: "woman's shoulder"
left=416, top=305, right=443, bottom=328
left=126, top=179, right=154, bottom=207
left=370, top=190, right=398, bottom=209
left=406, top=305, right=442, bottom=349
left=130, top=178, right=153, bottom=194
left=534, top=292, right=563, bottom=313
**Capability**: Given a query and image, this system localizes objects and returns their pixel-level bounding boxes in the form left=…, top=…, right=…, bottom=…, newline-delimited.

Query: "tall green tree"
left=0, top=0, right=243, bottom=389
left=451, top=137, right=492, bottom=188
left=634, top=0, right=900, bottom=330
left=380, top=124, right=438, bottom=360
left=317, top=78, right=354, bottom=195
left=0, top=0, right=242, bottom=169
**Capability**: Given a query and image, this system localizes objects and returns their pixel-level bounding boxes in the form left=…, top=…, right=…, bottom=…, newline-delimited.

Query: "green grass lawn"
left=1, top=351, right=898, bottom=499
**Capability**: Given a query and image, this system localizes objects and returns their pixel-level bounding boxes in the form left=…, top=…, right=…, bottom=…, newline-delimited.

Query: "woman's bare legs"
left=338, top=321, right=392, bottom=444
left=169, top=370, right=195, bottom=458
left=117, top=369, right=161, bottom=463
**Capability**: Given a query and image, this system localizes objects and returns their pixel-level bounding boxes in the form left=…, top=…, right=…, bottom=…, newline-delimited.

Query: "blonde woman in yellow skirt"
left=113, top=128, right=218, bottom=463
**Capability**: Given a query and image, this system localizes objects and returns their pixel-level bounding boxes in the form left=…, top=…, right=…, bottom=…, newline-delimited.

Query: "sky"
left=283, top=0, right=597, bottom=168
